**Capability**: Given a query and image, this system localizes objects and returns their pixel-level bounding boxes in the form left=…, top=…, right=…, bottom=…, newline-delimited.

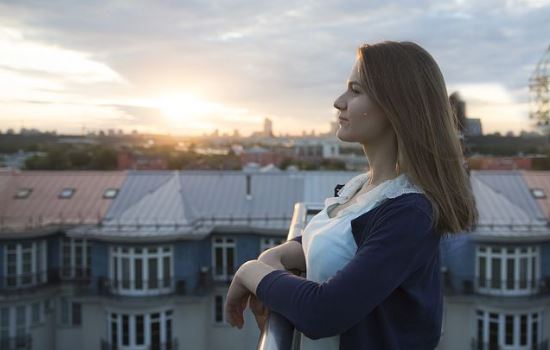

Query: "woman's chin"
left=336, top=128, right=353, bottom=142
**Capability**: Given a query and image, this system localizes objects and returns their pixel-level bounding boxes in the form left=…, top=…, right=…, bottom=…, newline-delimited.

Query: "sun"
left=129, top=90, right=241, bottom=132
left=151, top=91, right=224, bottom=129
left=154, top=91, right=217, bottom=121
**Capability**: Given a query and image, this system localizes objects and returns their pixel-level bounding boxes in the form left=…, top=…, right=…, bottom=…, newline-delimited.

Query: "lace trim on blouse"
left=324, top=172, right=424, bottom=218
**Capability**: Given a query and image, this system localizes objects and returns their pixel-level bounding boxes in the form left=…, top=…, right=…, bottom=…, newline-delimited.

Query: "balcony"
left=99, top=278, right=177, bottom=296
left=470, top=337, right=548, bottom=350
left=100, top=339, right=178, bottom=350
left=442, top=271, right=550, bottom=298
left=0, top=335, right=32, bottom=350
left=94, top=277, right=188, bottom=297
left=0, top=271, right=50, bottom=294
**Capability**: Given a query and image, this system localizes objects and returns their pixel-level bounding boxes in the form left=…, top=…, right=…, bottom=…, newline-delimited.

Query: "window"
left=213, top=294, right=227, bottom=324
left=59, top=298, right=81, bottom=327
left=260, top=237, right=284, bottom=253
left=110, top=245, right=173, bottom=295
left=31, top=302, right=42, bottom=325
left=14, top=188, right=32, bottom=199
left=476, top=245, right=540, bottom=295
left=530, top=188, right=546, bottom=199
left=4, top=240, right=47, bottom=287
left=475, top=309, right=542, bottom=349
left=212, top=236, right=236, bottom=281
left=60, top=238, right=91, bottom=279
left=1, top=307, right=9, bottom=345
left=107, top=310, right=173, bottom=350
left=72, top=303, right=81, bottom=326
left=103, top=188, right=119, bottom=199
left=0, top=304, right=32, bottom=348
left=58, top=188, right=76, bottom=199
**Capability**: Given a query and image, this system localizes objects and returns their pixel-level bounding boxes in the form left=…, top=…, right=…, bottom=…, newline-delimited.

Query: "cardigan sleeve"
left=288, top=235, right=302, bottom=244
left=255, top=201, right=438, bottom=340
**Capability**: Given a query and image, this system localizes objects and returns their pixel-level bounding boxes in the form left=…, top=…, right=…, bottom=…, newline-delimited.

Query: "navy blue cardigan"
left=255, top=192, right=443, bottom=349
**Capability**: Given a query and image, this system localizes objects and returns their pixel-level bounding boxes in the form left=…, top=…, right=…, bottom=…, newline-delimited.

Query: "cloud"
left=0, top=0, right=548, bottom=135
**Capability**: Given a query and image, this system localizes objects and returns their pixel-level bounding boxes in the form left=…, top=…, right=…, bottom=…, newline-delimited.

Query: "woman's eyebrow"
left=347, top=80, right=362, bottom=88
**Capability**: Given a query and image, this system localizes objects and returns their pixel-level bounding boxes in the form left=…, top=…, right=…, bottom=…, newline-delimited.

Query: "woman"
left=225, top=40, right=478, bottom=349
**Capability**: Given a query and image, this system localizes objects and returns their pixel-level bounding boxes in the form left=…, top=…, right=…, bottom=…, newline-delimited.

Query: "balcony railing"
left=257, top=202, right=323, bottom=350
left=58, top=267, right=92, bottom=282
left=442, top=271, right=550, bottom=298
left=100, top=339, right=178, bottom=350
left=470, top=337, right=548, bottom=350
left=1, top=271, right=49, bottom=292
left=100, top=278, right=177, bottom=296
left=0, top=268, right=190, bottom=297
left=0, top=335, right=32, bottom=350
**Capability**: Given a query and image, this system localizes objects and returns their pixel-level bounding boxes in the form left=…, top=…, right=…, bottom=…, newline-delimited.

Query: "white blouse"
left=299, top=172, right=425, bottom=350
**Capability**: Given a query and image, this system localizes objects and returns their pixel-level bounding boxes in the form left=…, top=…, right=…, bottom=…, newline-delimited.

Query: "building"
left=437, top=170, right=550, bottom=350
left=1, top=169, right=550, bottom=350
left=0, top=169, right=358, bottom=350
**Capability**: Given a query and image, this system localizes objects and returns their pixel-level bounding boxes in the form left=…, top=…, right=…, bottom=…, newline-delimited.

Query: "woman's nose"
left=333, top=96, right=345, bottom=111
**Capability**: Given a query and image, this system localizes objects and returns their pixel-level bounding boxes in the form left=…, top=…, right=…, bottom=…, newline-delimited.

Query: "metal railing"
left=0, top=335, right=32, bottom=350
left=257, top=202, right=323, bottom=350
left=442, top=271, right=550, bottom=298
left=0, top=268, right=189, bottom=297
left=100, top=339, right=178, bottom=350
left=470, top=337, right=548, bottom=350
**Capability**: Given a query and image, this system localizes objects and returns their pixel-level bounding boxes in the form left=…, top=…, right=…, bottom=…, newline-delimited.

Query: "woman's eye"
left=350, top=87, right=360, bottom=94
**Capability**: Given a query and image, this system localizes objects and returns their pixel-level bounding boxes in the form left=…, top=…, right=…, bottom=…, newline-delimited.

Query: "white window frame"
left=475, top=308, right=543, bottom=349
left=260, top=237, right=284, bottom=254
left=475, top=245, right=540, bottom=296
left=3, top=240, right=47, bottom=288
left=60, top=237, right=91, bottom=279
left=31, top=302, right=44, bottom=326
left=58, top=297, right=81, bottom=327
left=107, top=309, right=173, bottom=350
left=212, top=236, right=236, bottom=281
left=0, top=304, right=32, bottom=343
left=212, top=293, right=228, bottom=325
left=109, top=245, right=174, bottom=296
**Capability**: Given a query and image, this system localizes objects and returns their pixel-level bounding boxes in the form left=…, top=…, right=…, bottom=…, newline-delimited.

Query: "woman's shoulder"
left=351, top=192, right=433, bottom=228
left=350, top=193, right=436, bottom=245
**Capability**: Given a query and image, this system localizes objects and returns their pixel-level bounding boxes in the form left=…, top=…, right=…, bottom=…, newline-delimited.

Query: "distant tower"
left=449, top=91, right=466, bottom=134
left=263, top=117, right=273, bottom=137
left=529, top=45, right=550, bottom=133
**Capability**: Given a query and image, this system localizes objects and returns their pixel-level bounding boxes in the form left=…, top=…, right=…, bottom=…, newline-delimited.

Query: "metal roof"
left=0, top=170, right=127, bottom=233
left=73, top=170, right=358, bottom=240
left=521, top=170, right=550, bottom=220
left=5, top=169, right=550, bottom=241
left=471, top=170, right=545, bottom=220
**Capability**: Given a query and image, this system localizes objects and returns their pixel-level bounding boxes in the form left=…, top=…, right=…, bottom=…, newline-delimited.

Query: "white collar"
left=324, top=172, right=424, bottom=218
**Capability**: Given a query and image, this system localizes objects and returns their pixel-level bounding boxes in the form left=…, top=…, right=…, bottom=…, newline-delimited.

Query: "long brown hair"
left=356, top=40, right=478, bottom=236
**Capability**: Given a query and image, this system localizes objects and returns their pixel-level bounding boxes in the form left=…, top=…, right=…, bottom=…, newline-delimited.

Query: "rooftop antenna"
left=529, top=45, right=550, bottom=135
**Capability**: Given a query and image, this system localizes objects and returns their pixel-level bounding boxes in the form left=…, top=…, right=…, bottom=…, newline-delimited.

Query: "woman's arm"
left=252, top=202, right=439, bottom=340
left=257, top=238, right=306, bottom=274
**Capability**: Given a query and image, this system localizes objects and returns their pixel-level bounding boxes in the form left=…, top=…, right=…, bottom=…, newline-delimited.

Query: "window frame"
left=109, top=245, right=174, bottom=296
left=107, top=309, right=173, bottom=350
left=3, top=240, right=47, bottom=288
left=475, top=244, right=540, bottom=296
left=475, top=308, right=542, bottom=349
left=211, top=236, right=236, bottom=281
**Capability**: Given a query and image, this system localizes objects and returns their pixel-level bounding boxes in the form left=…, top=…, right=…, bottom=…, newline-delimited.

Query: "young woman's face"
left=333, top=57, right=392, bottom=144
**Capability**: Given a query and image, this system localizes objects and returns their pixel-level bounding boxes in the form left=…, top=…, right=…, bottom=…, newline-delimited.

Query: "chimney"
left=246, top=174, right=252, bottom=200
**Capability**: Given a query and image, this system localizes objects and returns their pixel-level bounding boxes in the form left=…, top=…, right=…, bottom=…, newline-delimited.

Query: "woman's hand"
left=249, top=293, right=269, bottom=331
left=225, top=273, right=250, bottom=329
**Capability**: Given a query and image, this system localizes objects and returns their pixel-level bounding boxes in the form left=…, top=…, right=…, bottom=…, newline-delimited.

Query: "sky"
left=0, top=0, right=549, bottom=137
